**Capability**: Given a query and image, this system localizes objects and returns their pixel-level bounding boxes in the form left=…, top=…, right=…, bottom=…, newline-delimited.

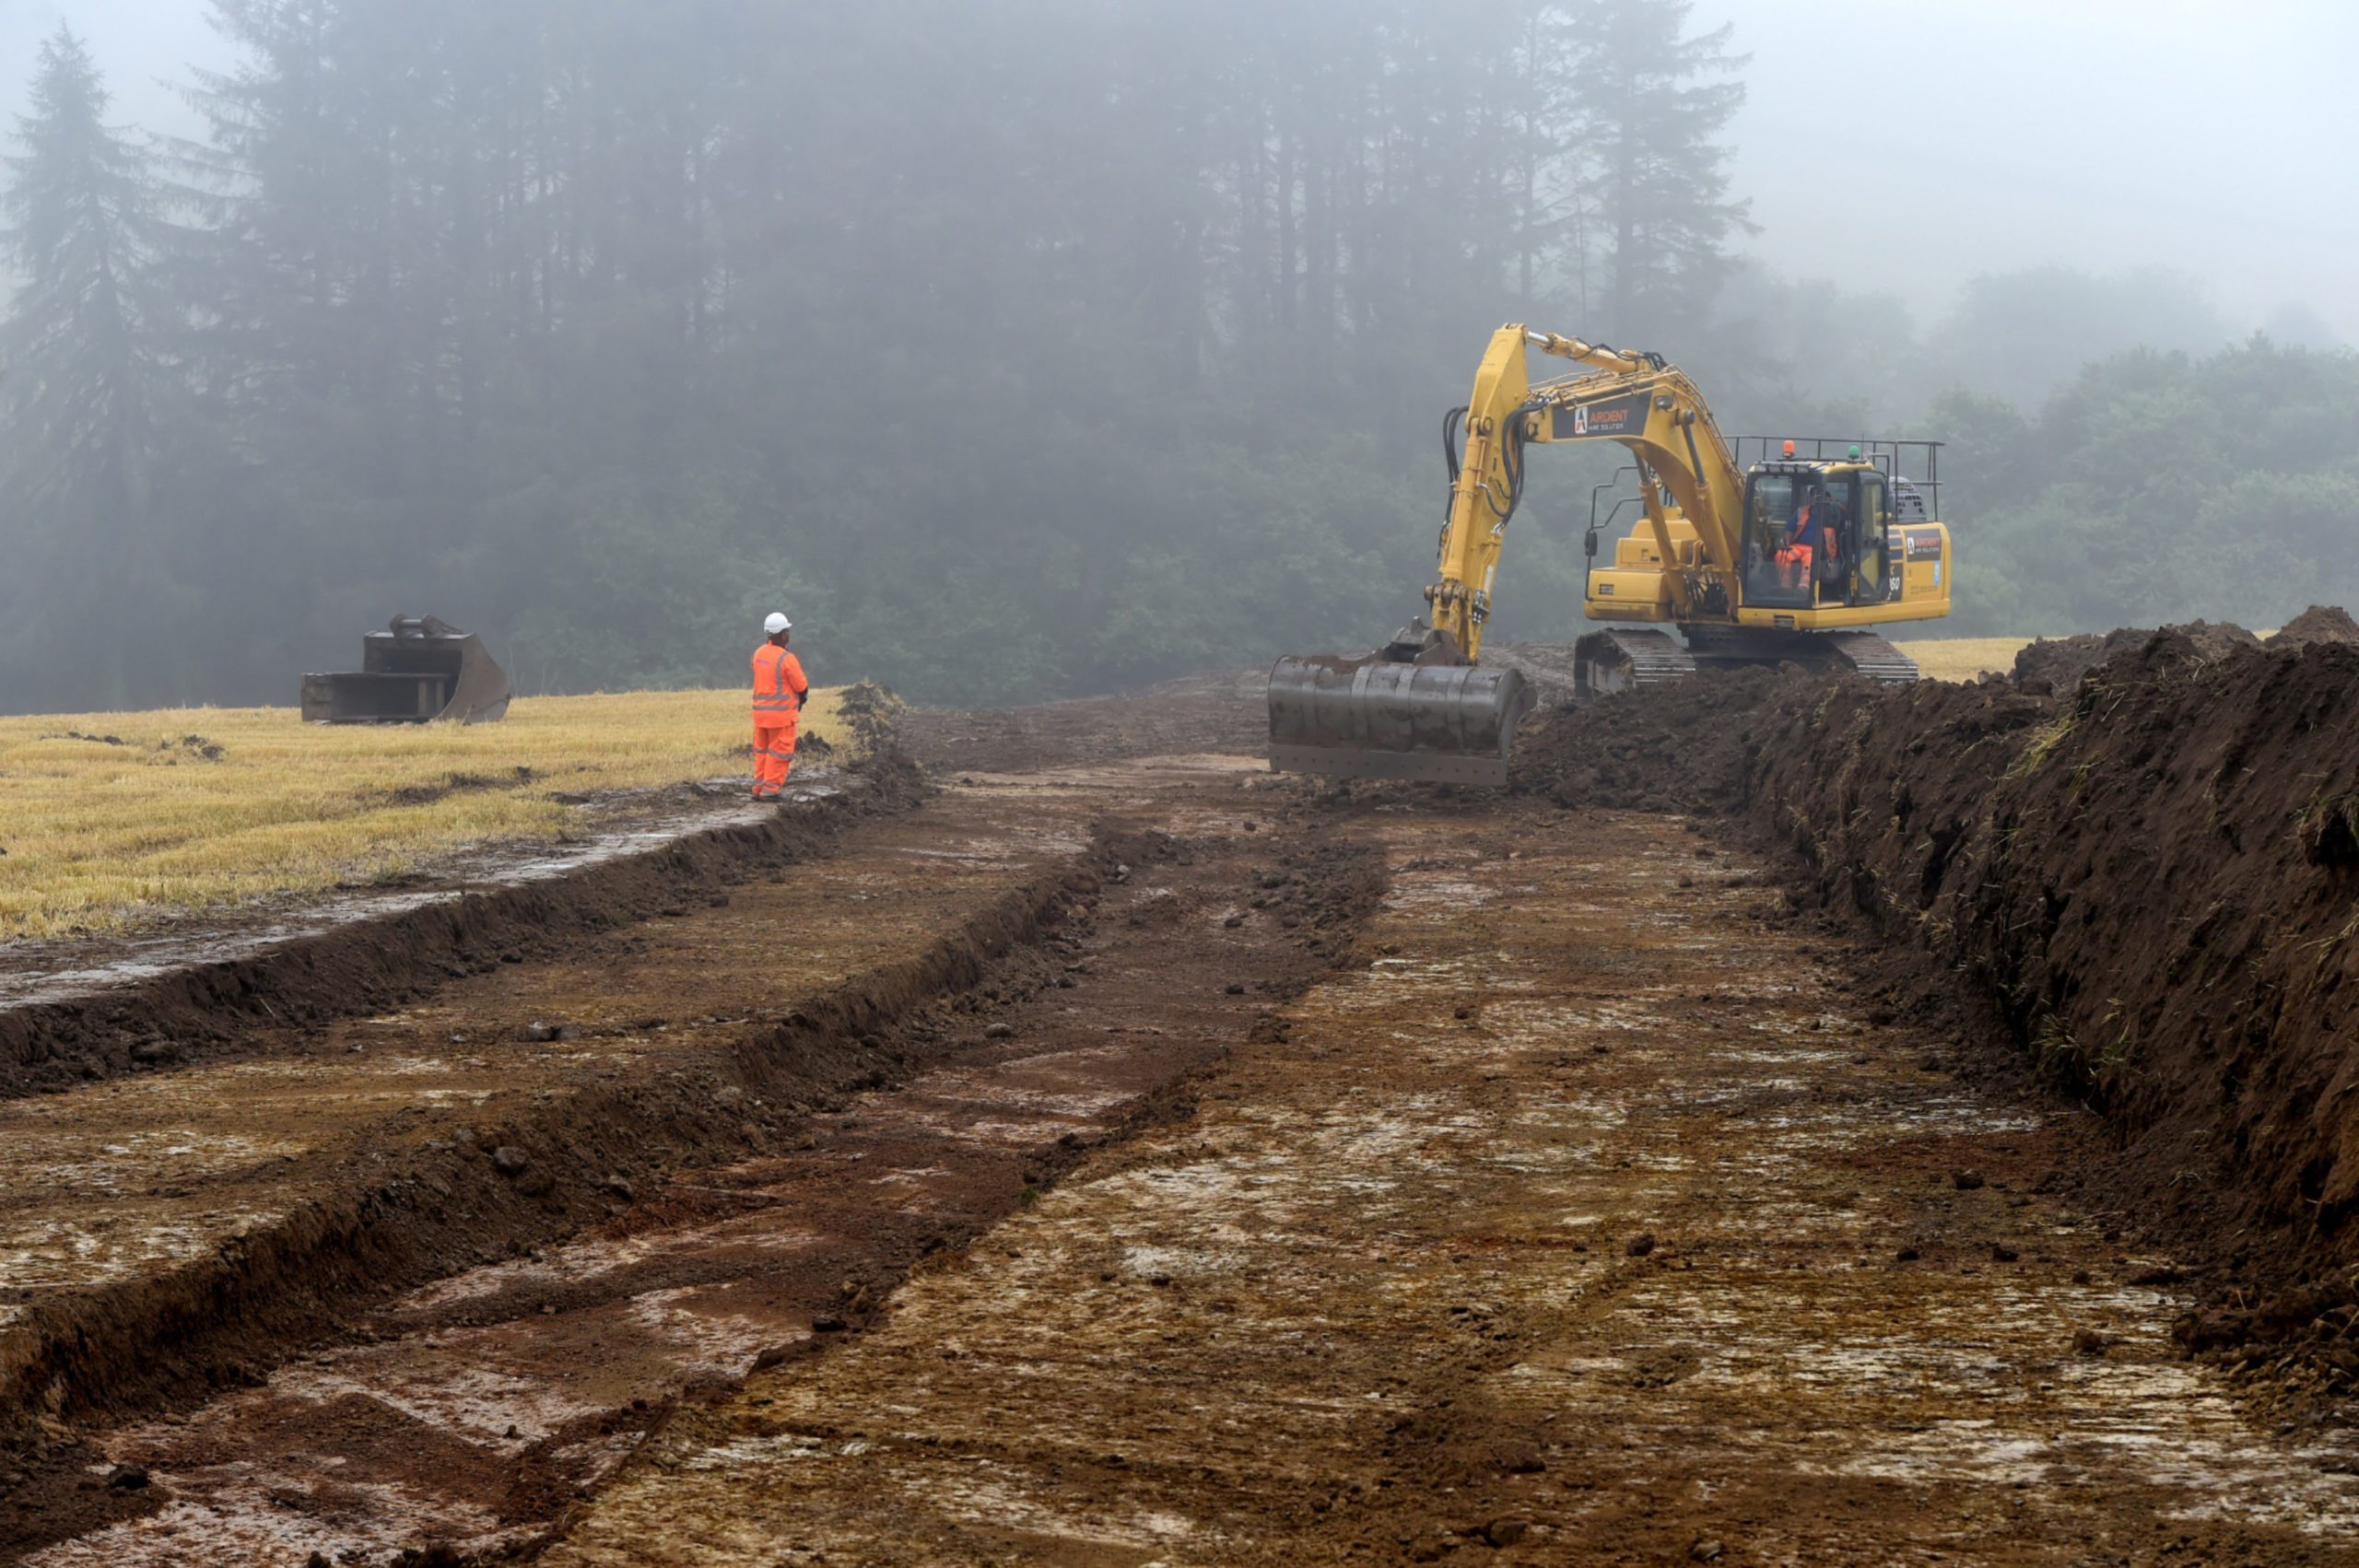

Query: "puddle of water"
left=28, top=1480, right=519, bottom=1568
left=0, top=1206, right=283, bottom=1290
left=0, top=793, right=815, bottom=1009
left=398, top=1221, right=823, bottom=1311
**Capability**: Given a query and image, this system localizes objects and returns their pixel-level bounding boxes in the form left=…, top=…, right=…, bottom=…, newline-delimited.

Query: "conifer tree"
left=1566, top=0, right=1752, bottom=344
left=0, top=25, right=181, bottom=707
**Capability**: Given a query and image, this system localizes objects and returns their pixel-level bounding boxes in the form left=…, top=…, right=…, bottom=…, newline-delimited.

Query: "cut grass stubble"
left=0, top=688, right=850, bottom=942
left=0, top=637, right=2041, bottom=943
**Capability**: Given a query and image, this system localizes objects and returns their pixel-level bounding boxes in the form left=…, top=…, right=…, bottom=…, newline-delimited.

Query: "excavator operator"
left=1781, top=487, right=1848, bottom=597
left=751, top=612, right=808, bottom=802
left=1778, top=491, right=1820, bottom=592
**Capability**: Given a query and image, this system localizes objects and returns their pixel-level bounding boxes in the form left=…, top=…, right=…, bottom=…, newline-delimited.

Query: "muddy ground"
left=1512, top=626, right=2359, bottom=1379
left=6, top=638, right=2359, bottom=1565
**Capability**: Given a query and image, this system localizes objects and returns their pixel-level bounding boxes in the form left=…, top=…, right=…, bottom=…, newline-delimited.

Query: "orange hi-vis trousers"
left=1777, top=541, right=1814, bottom=591
left=754, top=719, right=797, bottom=798
left=752, top=642, right=809, bottom=802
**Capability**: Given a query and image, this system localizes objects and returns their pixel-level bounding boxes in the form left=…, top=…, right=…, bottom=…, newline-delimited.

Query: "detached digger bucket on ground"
left=1267, top=652, right=1537, bottom=788
left=301, top=615, right=513, bottom=725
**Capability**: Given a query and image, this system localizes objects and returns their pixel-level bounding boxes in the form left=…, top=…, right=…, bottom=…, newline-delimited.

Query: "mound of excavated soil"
left=1508, top=670, right=1784, bottom=814
left=1517, top=632, right=2359, bottom=1349
left=2012, top=619, right=2262, bottom=691
left=2270, top=604, right=2359, bottom=649
left=901, top=669, right=1266, bottom=774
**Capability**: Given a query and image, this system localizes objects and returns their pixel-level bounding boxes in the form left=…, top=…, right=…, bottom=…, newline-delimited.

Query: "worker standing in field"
left=751, top=612, right=808, bottom=802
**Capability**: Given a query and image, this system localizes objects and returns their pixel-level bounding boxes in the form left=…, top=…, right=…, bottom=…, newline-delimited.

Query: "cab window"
left=1854, top=474, right=1892, bottom=603
left=1743, top=473, right=1808, bottom=605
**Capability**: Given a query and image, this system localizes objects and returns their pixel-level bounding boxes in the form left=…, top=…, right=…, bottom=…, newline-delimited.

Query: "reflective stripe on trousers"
left=753, top=720, right=797, bottom=798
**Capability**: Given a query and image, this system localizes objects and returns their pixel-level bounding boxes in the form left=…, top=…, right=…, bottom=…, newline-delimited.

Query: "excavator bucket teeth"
left=301, top=615, right=513, bottom=725
left=1266, top=654, right=1538, bottom=788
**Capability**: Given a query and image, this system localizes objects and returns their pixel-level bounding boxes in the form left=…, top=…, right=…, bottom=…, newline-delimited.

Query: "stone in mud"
left=106, top=1462, right=149, bottom=1491
left=1952, top=1169, right=1986, bottom=1190
left=1626, top=1231, right=1657, bottom=1258
left=984, top=1022, right=1016, bottom=1039
left=1485, top=1518, right=1530, bottom=1548
left=811, top=1314, right=848, bottom=1333
left=492, top=1145, right=532, bottom=1176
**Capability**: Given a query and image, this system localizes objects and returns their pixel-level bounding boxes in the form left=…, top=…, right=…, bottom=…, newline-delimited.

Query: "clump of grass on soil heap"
left=0, top=687, right=851, bottom=941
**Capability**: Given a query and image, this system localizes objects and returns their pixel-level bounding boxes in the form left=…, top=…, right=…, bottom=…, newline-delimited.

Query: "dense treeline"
left=0, top=3, right=2349, bottom=715
left=1940, top=340, right=2359, bottom=637
left=0, top=0, right=1754, bottom=711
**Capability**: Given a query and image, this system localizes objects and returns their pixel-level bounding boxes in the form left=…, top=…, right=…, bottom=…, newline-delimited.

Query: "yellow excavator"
left=1267, top=324, right=1954, bottom=785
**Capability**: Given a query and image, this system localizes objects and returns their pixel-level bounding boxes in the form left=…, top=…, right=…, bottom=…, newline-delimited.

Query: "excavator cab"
left=1732, top=445, right=1925, bottom=614
left=1741, top=467, right=1887, bottom=609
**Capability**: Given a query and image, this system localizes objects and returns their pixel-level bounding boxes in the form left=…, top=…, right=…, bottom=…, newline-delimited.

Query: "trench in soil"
left=0, top=763, right=921, bottom=1103
left=5, top=757, right=1381, bottom=1563
left=13, top=644, right=2359, bottom=1566
left=543, top=796, right=2359, bottom=1566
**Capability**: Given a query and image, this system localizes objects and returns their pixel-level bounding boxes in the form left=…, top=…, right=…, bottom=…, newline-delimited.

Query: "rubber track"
left=1576, top=629, right=1697, bottom=689
left=1821, top=630, right=1921, bottom=685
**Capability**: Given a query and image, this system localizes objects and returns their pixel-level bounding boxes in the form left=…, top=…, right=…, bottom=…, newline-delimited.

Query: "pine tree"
left=1566, top=0, right=1752, bottom=345
left=0, top=25, right=182, bottom=707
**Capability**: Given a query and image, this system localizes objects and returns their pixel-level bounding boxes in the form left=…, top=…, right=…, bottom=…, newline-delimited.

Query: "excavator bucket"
left=301, top=615, right=513, bottom=725
left=1267, top=643, right=1537, bottom=788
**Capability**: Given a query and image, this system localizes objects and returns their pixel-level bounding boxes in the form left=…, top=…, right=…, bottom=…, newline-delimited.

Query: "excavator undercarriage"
left=1572, top=626, right=1921, bottom=697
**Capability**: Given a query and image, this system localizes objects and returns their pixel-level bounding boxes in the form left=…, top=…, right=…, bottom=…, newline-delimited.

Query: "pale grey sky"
left=1711, top=0, right=2357, bottom=339
left=0, top=0, right=211, bottom=136
left=2, top=0, right=2351, bottom=341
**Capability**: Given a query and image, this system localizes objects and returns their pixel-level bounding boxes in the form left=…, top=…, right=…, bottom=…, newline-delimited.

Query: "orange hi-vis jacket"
left=753, top=643, right=808, bottom=719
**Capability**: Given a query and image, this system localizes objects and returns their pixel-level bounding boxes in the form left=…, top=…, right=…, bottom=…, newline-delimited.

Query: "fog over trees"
left=0, top=1, right=2352, bottom=714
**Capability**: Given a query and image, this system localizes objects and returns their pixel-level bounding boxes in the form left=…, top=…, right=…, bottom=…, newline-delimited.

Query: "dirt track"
left=7, top=648, right=2359, bottom=1565
left=546, top=798, right=2359, bottom=1565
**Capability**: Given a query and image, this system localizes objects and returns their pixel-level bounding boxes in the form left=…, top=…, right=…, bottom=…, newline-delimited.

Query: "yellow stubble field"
left=0, top=688, right=849, bottom=941
left=1890, top=637, right=2037, bottom=683
left=2, top=641, right=2045, bottom=942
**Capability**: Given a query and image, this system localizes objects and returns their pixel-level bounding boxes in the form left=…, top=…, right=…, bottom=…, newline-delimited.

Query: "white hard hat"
left=764, top=613, right=791, bottom=635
